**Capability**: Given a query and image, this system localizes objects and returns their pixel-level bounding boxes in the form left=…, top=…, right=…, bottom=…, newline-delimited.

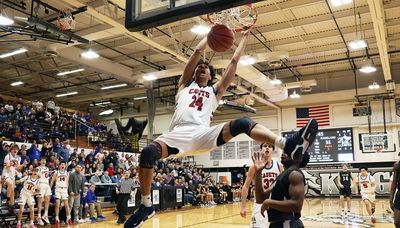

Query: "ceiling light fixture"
left=348, top=39, right=367, bottom=50
left=10, top=81, right=24, bottom=86
left=95, top=101, right=111, bottom=106
left=56, top=91, right=78, bottom=97
left=57, top=68, right=85, bottom=76
left=359, top=64, right=377, bottom=73
left=239, top=55, right=256, bottom=66
left=0, top=13, right=14, bottom=26
left=270, top=75, right=282, bottom=85
left=329, top=0, right=353, bottom=7
left=368, top=82, right=380, bottom=90
left=133, top=96, right=147, bottom=100
left=190, top=24, right=210, bottom=35
left=81, top=49, right=100, bottom=59
left=99, top=109, right=113, bottom=116
left=289, top=90, right=300, bottom=99
left=143, top=74, right=157, bottom=81
left=101, top=83, right=128, bottom=90
left=0, top=48, right=28, bottom=58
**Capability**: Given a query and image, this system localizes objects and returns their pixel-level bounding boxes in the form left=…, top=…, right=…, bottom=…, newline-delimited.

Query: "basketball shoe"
left=124, top=204, right=155, bottom=228
left=283, top=119, right=318, bottom=160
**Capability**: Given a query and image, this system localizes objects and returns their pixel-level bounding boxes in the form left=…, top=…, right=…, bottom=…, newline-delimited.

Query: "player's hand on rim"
left=252, top=151, right=266, bottom=173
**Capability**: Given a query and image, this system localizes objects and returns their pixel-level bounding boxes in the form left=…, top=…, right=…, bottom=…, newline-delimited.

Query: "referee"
left=116, top=170, right=137, bottom=224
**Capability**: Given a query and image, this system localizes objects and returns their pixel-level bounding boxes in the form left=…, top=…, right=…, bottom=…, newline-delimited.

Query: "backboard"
left=125, top=0, right=263, bottom=31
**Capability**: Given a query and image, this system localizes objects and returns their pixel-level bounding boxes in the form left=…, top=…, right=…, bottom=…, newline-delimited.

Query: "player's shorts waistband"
left=56, top=187, right=68, bottom=189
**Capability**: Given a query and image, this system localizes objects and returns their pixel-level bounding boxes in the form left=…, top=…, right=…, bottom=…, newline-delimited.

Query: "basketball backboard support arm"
left=125, top=0, right=264, bottom=32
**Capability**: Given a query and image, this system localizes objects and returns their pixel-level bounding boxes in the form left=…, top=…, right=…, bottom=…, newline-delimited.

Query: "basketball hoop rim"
left=207, top=4, right=258, bottom=32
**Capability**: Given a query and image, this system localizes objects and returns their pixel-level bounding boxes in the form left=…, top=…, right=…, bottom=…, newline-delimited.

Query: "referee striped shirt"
left=118, top=177, right=136, bottom=193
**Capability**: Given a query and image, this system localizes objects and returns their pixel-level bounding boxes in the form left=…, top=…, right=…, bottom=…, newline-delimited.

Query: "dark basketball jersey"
left=268, top=167, right=305, bottom=223
left=339, top=171, right=352, bottom=187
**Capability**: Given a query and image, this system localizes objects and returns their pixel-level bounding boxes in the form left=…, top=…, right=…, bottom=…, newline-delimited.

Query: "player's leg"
left=43, top=194, right=51, bottom=223
left=395, top=208, right=400, bottom=228
left=55, top=194, right=61, bottom=226
left=64, top=198, right=72, bottom=225
left=364, top=199, right=372, bottom=215
left=29, top=203, right=35, bottom=227
left=218, top=117, right=317, bottom=159
left=37, top=195, right=45, bottom=225
left=16, top=202, right=24, bottom=228
left=5, top=179, right=15, bottom=207
left=339, top=195, right=345, bottom=216
left=346, top=195, right=351, bottom=213
left=125, top=141, right=167, bottom=228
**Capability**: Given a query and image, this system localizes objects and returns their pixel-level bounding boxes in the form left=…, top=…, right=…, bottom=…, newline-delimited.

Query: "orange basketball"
left=207, top=24, right=235, bottom=52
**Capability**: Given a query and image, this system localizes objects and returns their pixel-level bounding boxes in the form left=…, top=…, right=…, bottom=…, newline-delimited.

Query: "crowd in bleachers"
left=0, top=96, right=107, bottom=143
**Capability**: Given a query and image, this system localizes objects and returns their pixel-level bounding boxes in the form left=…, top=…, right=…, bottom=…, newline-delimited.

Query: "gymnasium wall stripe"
left=296, top=105, right=330, bottom=128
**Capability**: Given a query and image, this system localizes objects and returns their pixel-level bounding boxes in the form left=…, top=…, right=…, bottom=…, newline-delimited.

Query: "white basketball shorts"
left=250, top=203, right=269, bottom=228
left=156, top=123, right=225, bottom=156
left=55, top=187, right=68, bottom=200
left=38, top=183, right=52, bottom=197
left=18, top=192, right=35, bottom=206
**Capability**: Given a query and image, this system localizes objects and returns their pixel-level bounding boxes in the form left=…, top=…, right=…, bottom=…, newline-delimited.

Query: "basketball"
left=207, top=24, right=235, bottom=52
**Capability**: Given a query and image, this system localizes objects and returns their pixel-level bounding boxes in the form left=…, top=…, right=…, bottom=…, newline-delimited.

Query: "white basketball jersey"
left=4, top=153, right=21, bottom=168
left=21, top=176, right=39, bottom=195
left=56, top=170, right=69, bottom=188
left=2, top=166, right=16, bottom=181
left=261, top=160, right=281, bottom=191
left=170, top=81, right=218, bottom=130
left=358, top=173, right=375, bottom=194
left=38, top=166, right=50, bottom=184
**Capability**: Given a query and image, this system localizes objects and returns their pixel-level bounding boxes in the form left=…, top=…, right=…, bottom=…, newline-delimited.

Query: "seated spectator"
left=80, top=186, right=89, bottom=222
left=90, top=171, right=101, bottom=185
left=106, top=163, right=114, bottom=176
left=86, top=184, right=106, bottom=222
left=111, top=173, right=121, bottom=183
left=101, top=171, right=112, bottom=196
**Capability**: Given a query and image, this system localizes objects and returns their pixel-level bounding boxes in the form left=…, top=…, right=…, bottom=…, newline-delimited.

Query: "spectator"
left=59, top=141, right=70, bottom=162
left=111, top=173, right=121, bottom=183
left=28, top=141, right=41, bottom=164
left=68, top=165, right=85, bottom=224
left=106, top=163, right=114, bottom=177
left=101, top=171, right=112, bottom=196
left=85, top=151, right=95, bottom=165
left=86, top=184, right=106, bottom=222
left=80, top=187, right=89, bottom=222
left=90, top=171, right=101, bottom=185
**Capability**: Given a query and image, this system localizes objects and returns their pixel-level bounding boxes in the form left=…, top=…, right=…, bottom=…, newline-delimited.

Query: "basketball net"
left=374, top=147, right=383, bottom=158
left=207, top=4, right=258, bottom=32
left=57, top=9, right=76, bottom=30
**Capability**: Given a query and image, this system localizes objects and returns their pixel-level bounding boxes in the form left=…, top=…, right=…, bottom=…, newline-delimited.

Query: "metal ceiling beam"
left=367, top=0, right=395, bottom=91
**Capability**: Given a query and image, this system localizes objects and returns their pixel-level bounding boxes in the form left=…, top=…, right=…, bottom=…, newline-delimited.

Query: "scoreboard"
left=283, top=128, right=354, bottom=163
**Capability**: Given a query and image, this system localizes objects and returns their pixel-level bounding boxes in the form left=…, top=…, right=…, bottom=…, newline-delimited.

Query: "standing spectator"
left=94, top=143, right=102, bottom=157
left=86, top=184, right=106, bottom=222
left=41, top=140, right=52, bottom=159
left=53, top=138, right=62, bottom=155
left=68, top=165, right=85, bottom=224
left=59, top=141, right=70, bottom=162
left=28, top=141, right=41, bottom=164
left=85, top=151, right=95, bottom=165
left=116, top=171, right=137, bottom=224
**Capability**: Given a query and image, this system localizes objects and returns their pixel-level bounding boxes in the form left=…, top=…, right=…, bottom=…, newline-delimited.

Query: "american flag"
left=296, top=105, right=329, bottom=128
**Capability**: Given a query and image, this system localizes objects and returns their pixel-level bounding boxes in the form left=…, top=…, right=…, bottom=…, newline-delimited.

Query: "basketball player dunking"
left=125, top=27, right=318, bottom=228
left=390, top=161, right=400, bottom=227
left=253, top=149, right=310, bottom=228
left=240, top=143, right=283, bottom=228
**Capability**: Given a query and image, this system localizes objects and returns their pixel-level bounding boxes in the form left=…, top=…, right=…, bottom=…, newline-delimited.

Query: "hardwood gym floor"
left=51, top=198, right=394, bottom=227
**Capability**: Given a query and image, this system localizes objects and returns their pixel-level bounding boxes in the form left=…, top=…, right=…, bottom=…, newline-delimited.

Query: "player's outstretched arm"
left=214, top=28, right=251, bottom=100
left=240, top=165, right=255, bottom=217
left=178, top=37, right=208, bottom=89
left=390, top=162, right=399, bottom=210
left=252, top=151, right=270, bottom=204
